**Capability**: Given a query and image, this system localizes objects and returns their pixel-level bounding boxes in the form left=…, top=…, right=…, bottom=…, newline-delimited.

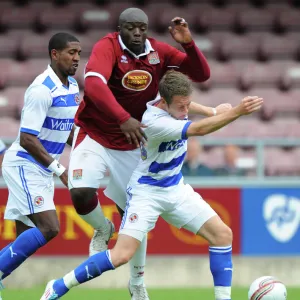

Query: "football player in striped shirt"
left=40, top=73, right=263, bottom=300
left=0, top=32, right=81, bottom=295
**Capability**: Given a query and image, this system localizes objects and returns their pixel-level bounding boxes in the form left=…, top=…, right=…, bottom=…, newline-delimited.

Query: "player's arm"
left=164, top=17, right=210, bottom=82
left=189, top=102, right=232, bottom=117
left=186, top=96, right=263, bottom=137
left=19, top=86, right=68, bottom=185
left=85, top=39, right=147, bottom=147
left=66, top=125, right=75, bottom=147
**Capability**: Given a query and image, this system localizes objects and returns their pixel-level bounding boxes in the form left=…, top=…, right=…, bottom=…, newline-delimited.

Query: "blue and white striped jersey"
left=128, top=99, right=191, bottom=194
left=4, top=65, right=80, bottom=173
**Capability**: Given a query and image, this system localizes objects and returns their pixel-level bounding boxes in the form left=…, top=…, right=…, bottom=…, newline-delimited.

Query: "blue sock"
left=0, top=243, right=12, bottom=257
left=209, top=246, right=232, bottom=300
left=0, top=243, right=12, bottom=280
left=0, top=228, right=47, bottom=277
left=53, top=250, right=115, bottom=297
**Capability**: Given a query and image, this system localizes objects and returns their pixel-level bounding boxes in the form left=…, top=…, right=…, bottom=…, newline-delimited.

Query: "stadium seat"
left=234, top=7, right=276, bottom=33
left=0, top=87, right=25, bottom=119
left=76, top=2, right=130, bottom=32
left=0, top=5, right=38, bottom=31
left=257, top=32, right=300, bottom=61
left=0, top=117, right=20, bottom=138
left=250, top=88, right=300, bottom=114
left=191, top=3, right=236, bottom=33
left=265, top=147, right=299, bottom=176
left=217, top=32, right=261, bottom=61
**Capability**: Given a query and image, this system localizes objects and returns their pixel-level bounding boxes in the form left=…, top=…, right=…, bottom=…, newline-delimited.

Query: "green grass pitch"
left=2, top=287, right=299, bottom=300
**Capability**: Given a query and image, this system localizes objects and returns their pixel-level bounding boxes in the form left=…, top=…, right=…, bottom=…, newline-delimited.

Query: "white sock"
left=215, top=286, right=231, bottom=300
left=63, top=270, right=79, bottom=289
left=79, top=202, right=108, bottom=230
left=129, top=234, right=147, bottom=286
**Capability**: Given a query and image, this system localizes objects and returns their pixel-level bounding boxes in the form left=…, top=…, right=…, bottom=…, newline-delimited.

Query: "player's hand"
left=169, top=17, right=192, bottom=44
left=215, top=103, right=233, bottom=115
left=236, top=96, right=263, bottom=116
left=120, top=117, right=148, bottom=148
left=59, top=170, right=68, bottom=187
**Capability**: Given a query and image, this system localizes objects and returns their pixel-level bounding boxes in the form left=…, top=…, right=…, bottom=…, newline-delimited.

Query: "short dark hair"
left=48, top=32, right=79, bottom=58
left=159, top=71, right=193, bottom=105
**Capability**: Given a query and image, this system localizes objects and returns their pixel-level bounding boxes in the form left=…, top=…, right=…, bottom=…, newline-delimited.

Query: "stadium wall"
left=0, top=179, right=299, bottom=288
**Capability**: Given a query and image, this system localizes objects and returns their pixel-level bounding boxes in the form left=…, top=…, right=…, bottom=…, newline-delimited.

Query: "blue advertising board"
left=242, top=188, right=300, bottom=255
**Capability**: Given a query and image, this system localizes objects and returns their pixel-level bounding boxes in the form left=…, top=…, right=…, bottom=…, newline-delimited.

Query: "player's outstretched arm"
left=186, top=96, right=263, bottom=137
left=166, top=17, right=210, bottom=82
left=20, top=133, right=68, bottom=186
left=189, top=102, right=232, bottom=117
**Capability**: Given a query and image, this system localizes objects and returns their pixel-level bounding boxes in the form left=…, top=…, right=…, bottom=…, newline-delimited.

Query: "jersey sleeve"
left=84, top=38, right=116, bottom=84
left=20, top=85, right=52, bottom=136
left=159, top=42, right=186, bottom=68
left=0, top=139, right=6, bottom=154
left=146, top=117, right=192, bottom=142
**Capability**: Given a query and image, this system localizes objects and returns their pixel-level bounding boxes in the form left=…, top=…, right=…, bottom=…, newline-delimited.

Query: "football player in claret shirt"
left=67, top=7, right=231, bottom=299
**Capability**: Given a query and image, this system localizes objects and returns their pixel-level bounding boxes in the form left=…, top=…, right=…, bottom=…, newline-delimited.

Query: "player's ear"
left=117, top=25, right=121, bottom=32
left=50, top=49, right=59, bottom=61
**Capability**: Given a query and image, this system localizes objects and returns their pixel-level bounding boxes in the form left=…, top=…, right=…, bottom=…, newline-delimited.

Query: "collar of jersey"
left=47, top=65, right=71, bottom=89
left=118, top=35, right=155, bottom=58
left=146, top=99, right=169, bottom=116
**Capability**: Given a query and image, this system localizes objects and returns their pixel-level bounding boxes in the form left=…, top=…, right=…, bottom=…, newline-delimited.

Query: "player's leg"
left=104, top=149, right=149, bottom=299
left=68, top=129, right=114, bottom=255
left=0, top=221, right=33, bottom=282
left=164, top=186, right=232, bottom=300
left=196, top=216, right=233, bottom=300
left=40, top=190, right=153, bottom=300
left=0, top=165, right=58, bottom=280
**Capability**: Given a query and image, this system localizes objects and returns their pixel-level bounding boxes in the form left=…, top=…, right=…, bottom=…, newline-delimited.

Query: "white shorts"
left=68, top=128, right=140, bottom=210
left=119, top=184, right=217, bottom=241
left=2, top=164, right=55, bottom=227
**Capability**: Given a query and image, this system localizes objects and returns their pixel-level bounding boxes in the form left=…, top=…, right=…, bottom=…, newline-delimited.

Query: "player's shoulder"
left=147, top=36, right=173, bottom=53
left=93, top=32, right=118, bottom=49
left=68, top=76, right=79, bottom=87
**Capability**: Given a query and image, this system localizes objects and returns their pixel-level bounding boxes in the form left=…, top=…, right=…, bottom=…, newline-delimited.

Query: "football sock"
left=53, top=250, right=115, bottom=296
left=130, top=234, right=147, bottom=286
left=209, top=245, right=232, bottom=300
left=79, top=200, right=109, bottom=230
left=0, top=228, right=47, bottom=278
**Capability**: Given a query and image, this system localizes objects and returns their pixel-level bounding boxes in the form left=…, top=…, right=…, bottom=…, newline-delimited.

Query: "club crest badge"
left=147, top=51, right=160, bottom=64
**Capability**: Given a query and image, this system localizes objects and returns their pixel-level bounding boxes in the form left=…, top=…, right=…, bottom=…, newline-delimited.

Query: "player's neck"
left=50, top=63, right=69, bottom=87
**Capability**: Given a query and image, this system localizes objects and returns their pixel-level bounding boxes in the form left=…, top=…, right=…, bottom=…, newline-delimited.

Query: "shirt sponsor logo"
left=122, top=70, right=152, bottom=91
left=158, top=139, right=186, bottom=153
left=51, top=119, right=74, bottom=131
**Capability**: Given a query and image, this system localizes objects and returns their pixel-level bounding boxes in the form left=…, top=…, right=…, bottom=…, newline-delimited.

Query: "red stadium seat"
left=4, top=59, right=48, bottom=87
left=0, top=117, right=20, bottom=138
left=217, top=32, right=261, bottom=61
left=0, top=5, right=38, bottom=30
left=257, top=33, right=300, bottom=61
left=276, top=9, right=300, bottom=32
left=238, top=61, right=294, bottom=90
left=235, top=7, right=276, bottom=33
left=265, top=147, right=300, bottom=176
left=77, top=2, right=130, bottom=32
left=250, top=88, right=300, bottom=114
left=0, top=87, right=25, bottom=119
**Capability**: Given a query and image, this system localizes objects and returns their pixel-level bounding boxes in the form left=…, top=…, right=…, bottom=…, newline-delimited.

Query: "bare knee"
left=110, top=248, right=134, bottom=268
left=70, top=188, right=98, bottom=215
left=39, top=225, right=60, bottom=242
left=211, top=225, right=233, bottom=246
